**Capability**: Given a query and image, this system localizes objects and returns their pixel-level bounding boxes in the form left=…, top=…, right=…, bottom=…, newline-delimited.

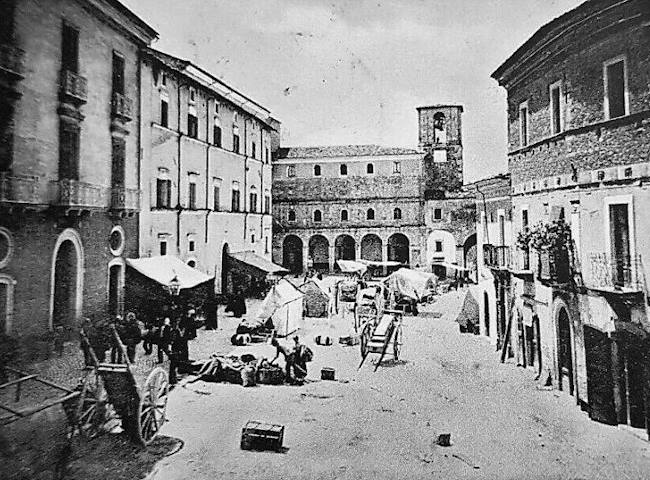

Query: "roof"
left=416, top=105, right=464, bottom=112
left=106, top=0, right=158, bottom=40
left=127, top=256, right=212, bottom=289
left=277, top=144, right=420, bottom=159
left=229, top=251, right=287, bottom=274
left=301, top=278, right=330, bottom=297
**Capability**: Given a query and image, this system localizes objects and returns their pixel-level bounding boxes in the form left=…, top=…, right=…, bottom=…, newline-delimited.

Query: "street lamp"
left=165, top=274, right=182, bottom=296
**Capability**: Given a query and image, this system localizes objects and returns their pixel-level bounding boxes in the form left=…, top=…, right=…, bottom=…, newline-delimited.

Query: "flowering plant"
left=516, top=219, right=571, bottom=252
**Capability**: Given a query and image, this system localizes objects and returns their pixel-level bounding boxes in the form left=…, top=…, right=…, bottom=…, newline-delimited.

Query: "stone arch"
left=463, top=232, right=477, bottom=273
left=334, top=234, right=355, bottom=263
left=388, top=233, right=410, bottom=265
left=360, top=234, right=382, bottom=262
left=283, top=235, right=304, bottom=273
left=50, top=228, right=84, bottom=330
left=308, top=235, right=329, bottom=271
left=553, top=296, right=575, bottom=396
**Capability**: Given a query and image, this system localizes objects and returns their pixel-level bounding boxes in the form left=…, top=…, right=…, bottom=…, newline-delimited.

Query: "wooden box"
left=321, top=367, right=336, bottom=381
left=240, top=421, right=284, bottom=452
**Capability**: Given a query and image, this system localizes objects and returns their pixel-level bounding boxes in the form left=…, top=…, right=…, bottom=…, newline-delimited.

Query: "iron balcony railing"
left=111, top=92, right=133, bottom=121
left=0, top=172, right=44, bottom=204
left=110, top=186, right=140, bottom=211
left=587, top=253, right=645, bottom=292
left=538, top=250, right=572, bottom=284
left=0, top=44, right=25, bottom=78
left=60, top=69, right=88, bottom=103
left=483, top=244, right=511, bottom=269
left=49, top=179, right=108, bottom=208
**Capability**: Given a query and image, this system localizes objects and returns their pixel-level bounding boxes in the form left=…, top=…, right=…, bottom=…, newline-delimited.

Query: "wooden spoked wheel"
left=360, top=323, right=372, bottom=358
left=133, top=367, right=169, bottom=445
left=76, top=368, right=105, bottom=439
left=393, top=324, right=403, bottom=360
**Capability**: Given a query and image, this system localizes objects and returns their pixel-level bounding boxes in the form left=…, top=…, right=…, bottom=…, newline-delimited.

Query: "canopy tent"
left=125, top=256, right=214, bottom=319
left=337, top=260, right=367, bottom=274
left=455, top=289, right=479, bottom=333
left=229, top=251, right=288, bottom=276
left=300, top=278, right=331, bottom=318
left=384, top=268, right=437, bottom=301
left=256, top=278, right=304, bottom=337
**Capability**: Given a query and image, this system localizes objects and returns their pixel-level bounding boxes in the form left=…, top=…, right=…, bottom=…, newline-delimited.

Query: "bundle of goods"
left=231, top=318, right=275, bottom=345
left=256, top=360, right=285, bottom=385
left=195, top=354, right=258, bottom=386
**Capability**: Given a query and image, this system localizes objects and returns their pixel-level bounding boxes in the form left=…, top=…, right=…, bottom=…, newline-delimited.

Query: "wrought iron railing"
left=510, top=248, right=532, bottom=273
left=110, top=186, right=140, bottom=211
left=587, top=253, right=644, bottom=291
left=0, top=172, right=44, bottom=204
left=483, top=244, right=510, bottom=269
left=111, top=92, right=133, bottom=120
left=60, top=69, right=88, bottom=103
left=49, top=179, right=108, bottom=208
left=538, top=250, right=572, bottom=283
left=0, top=44, right=25, bottom=77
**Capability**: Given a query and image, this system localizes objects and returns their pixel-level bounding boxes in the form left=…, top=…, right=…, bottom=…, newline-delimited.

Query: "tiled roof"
left=277, top=144, right=420, bottom=159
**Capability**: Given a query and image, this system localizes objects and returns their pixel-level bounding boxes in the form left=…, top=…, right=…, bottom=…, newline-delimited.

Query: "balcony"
left=111, top=92, right=133, bottom=121
left=0, top=43, right=25, bottom=79
left=0, top=173, right=44, bottom=205
left=60, top=70, right=88, bottom=104
left=587, top=253, right=645, bottom=294
left=49, top=179, right=108, bottom=210
left=110, top=186, right=140, bottom=212
left=483, top=244, right=510, bottom=269
left=538, top=250, right=572, bottom=284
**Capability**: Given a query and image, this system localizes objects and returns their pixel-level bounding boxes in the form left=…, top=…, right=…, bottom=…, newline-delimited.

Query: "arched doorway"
left=463, top=233, right=477, bottom=270
left=221, top=243, right=230, bottom=295
left=283, top=235, right=303, bottom=273
left=308, top=235, right=329, bottom=272
left=483, top=291, right=490, bottom=337
left=334, top=234, right=355, bottom=263
left=557, top=306, right=574, bottom=396
left=360, top=234, right=382, bottom=262
left=388, top=233, right=409, bottom=265
left=52, top=239, right=81, bottom=328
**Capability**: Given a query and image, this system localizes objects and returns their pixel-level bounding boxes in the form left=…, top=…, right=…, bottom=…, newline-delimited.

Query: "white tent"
left=337, top=260, right=367, bottom=274
left=256, top=278, right=304, bottom=337
left=384, top=268, right=437, bottom=301
left=126, top=256, right=212, bottom=290
left=300, top=278, right=331, bottom=318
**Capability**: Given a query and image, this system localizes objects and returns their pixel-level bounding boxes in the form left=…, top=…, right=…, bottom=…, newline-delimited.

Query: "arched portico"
left=50, top=228, right=84, bottom=330
left=360, top=234, right=382, bottom=262
left=283, top=235, right=304, bottom=273
left=387, top=233, right=410, bottom=265
left=308, top=235, right=329, bottom=271
left=334, top=234, right=356, bottom=263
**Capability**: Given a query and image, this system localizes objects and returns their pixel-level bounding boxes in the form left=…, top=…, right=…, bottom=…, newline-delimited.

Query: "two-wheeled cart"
left=79, top=325, right=169, bottom=445
left=358, top=310, right=403, bottom=371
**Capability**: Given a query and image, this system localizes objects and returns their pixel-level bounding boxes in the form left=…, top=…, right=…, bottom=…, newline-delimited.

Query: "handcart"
left=79, top=325, right=169, bottom=446
left=354, top=282, right=386, bottom=332
left=358, top=310, right=403, bottom=371
left=0, top=367, right=81, bottom=479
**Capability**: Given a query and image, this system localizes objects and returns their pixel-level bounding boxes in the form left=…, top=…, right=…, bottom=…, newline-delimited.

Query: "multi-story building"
left=492, top=0, right=650, bottom=435
left=0, top=0, right=156, bottom=344
left=139, top=48, right=278, bottom=295
left=272, top=106, right=474, bottom=275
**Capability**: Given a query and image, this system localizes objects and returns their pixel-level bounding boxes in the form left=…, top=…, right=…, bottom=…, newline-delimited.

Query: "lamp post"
left=165, top=274, right=182, bottom=296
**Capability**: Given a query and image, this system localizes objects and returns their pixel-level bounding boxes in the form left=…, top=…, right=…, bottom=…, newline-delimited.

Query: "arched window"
left=393, top=208, right=402, bottom=220
left=288, top=210, right=296, bottom=222
left=314, top=165, right=321, bottom=176
left=367, top=163, right=374, bottom=174
left=340, top=164, right=348, bottom=176
left=314, top=210, right=322, bottom=222
left=367, top=208, right=375, bottom=220
left=341, top=209, right=348, bottom=221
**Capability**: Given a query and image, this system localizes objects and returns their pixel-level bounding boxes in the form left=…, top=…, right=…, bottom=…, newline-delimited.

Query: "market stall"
left=300, top=277, right=331, bottom=318
left=256, top=278, right=304, bottom=337
left=228, top=251, right=288, bottom=298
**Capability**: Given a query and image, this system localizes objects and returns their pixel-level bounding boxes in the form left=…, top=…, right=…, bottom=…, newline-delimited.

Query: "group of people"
left=270, top=335, right=313, bottom=385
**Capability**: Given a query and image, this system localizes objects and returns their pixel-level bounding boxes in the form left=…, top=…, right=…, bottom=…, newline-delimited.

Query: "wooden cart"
left=79, top=325, right=169, bottom=446
left=354, top=282, right=386, bottom=332
left=0, top=367, right=81, bottom=479
left=358, top=310, right=403, bottom=371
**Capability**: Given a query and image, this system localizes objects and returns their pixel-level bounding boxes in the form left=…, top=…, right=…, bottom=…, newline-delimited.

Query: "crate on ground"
left=339, top=333, right=360, bottom=346
left=321, top=367, right=336, bottom=381
left=240, top=421, right=284, bottom=452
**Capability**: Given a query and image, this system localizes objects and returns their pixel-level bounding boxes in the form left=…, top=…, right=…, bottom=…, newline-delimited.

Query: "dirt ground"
left=143, top=288, right=650, bottom=480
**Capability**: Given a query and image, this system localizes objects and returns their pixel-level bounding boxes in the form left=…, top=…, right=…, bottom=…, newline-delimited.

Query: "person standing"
left=122, top=312, right=142, bottom=363
left=157, top=317, right=172, bottom=364
left=168, top=319, right=185, bottom=385
left=204, top=295, right=218, bottom=330
left=270, top=337, right=294, bottom=383
left=292, top=336, right=310, bottom=384
left=110, top=315, right=125, bottom=363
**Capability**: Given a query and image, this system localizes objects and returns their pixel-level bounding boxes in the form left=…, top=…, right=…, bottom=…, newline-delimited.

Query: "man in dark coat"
left=157, top=317, right=172, bottom=364
left=122, top=312, right=142, bottom=363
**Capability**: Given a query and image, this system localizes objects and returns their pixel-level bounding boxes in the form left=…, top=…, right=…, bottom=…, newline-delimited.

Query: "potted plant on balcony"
left=517, top=219, right=572, bottom=282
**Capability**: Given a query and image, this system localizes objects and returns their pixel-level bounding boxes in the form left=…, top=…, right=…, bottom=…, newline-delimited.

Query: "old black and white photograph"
left=1, top=0, right=650, bottom=478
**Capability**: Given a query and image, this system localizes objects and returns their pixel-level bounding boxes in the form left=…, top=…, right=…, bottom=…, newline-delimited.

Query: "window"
left=161, top=72, right=167, bottom=87
left=265, top=236, right=269, bottom=254
left=394, top=208, right=402, bottom=220
left=214, top=102, right=219, bottom=114
left=188, top=180, right=197, bottom=209
left=160, top=240, right=167, bottom=256
left=393, top=161, right=401, bottom=174
left=233, top=125, right=240, bottom=153
left=314, top=165, right=321, bottom=176
left=522, top=208, right=530, bottom=269
left=264, top=195, right=270, bottom=214
left=519, top=102, right=529, bottom=147
left=366, top=163, right=374, bottom=174
left=251, top=233, right=255, bottom=244
left=231, top=187, right=241, bottom=212
left=604, top=57, right=627, bottom=119
left=341, top=209, right=348, bottom=221
left=249, top=189, right=258, bottom=213
left=288, top=210, right=296, bottom=222
left=340, top=164, right=347, bottom=176
left=112, top=52, right=125, bottom=95
left=549, top=81, right=562, bottom=134
left=251, top=142, right=256, bottom=159
left=156, top=178, right=172, bottom=208
left=187, top=113, right=198, bottom=139
left=314, top=210, right=322, bottom=222
left=187, top=260, right=196, bottom=268
left=233, top=111, right=239, bottom=123
left=265, top=148, right=270, bottom=164
left=213, top=118, right=222, bottom=147
left=367, top=208, right=375, bottom=220
left=189, top=239, right=195, bottom=252
left=59, top=122, right=80, bottom=180
left=435, top=241, right=443, bottom=252
left=434, top=208, right=442, bottom=220
left=213, top=185, right=220, bottom=211
left=61, top=23, right=79, bottom=73
left=111, top=137, right=126, bottom=187
left=287, top=165, right=296, bottom=177
left=160, top=99, right=168, bottom=127
left=189, top=87, right=196, bottom=103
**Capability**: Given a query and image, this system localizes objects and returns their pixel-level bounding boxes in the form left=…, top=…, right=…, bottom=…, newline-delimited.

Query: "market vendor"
left=270, top=337, right=295, bottom=383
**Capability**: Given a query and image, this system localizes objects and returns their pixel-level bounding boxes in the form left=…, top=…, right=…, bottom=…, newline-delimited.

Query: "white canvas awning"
left=126, top=256, right=212, bottom=290
left=384, top=268, right=437, bottom=301
left=358, top=259, right=402, bottom=268
left=229, top=251, right=288, bottom=274
left=337, top=260, right=367, bottom=273
left=256, top=278, right=304, bottom=336
left=432, top=261, right=471, bottom=272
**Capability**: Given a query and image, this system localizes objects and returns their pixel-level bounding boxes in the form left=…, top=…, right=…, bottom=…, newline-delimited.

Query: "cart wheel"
left=134, top=367, right=169, bottom=446
left=76, top=369, right=105, bottom=439
left=393, top=324, right=403, bottom=360
left=360, top=323, right=372, bottom=358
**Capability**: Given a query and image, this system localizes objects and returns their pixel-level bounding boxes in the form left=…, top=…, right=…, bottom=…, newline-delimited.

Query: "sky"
left=121, top=0, right=585, bottom=182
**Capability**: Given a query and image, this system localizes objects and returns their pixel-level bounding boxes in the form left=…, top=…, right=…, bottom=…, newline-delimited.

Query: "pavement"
left=145, top=288, right=650, bottom=480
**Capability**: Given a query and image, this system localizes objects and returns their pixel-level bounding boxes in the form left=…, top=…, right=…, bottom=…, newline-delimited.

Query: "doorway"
left=558, top=306, right=574, bottom=395
left=53, top=239, right=79, bottom=328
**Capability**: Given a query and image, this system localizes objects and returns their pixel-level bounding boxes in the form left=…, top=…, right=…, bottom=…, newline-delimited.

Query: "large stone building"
left=139, top=48, right=278, bottom=295
left=272, top=106, right=475, bottom=274
left=0, top=0, right=156, bottom=343
left=492, top=0, right=650, bottom=436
